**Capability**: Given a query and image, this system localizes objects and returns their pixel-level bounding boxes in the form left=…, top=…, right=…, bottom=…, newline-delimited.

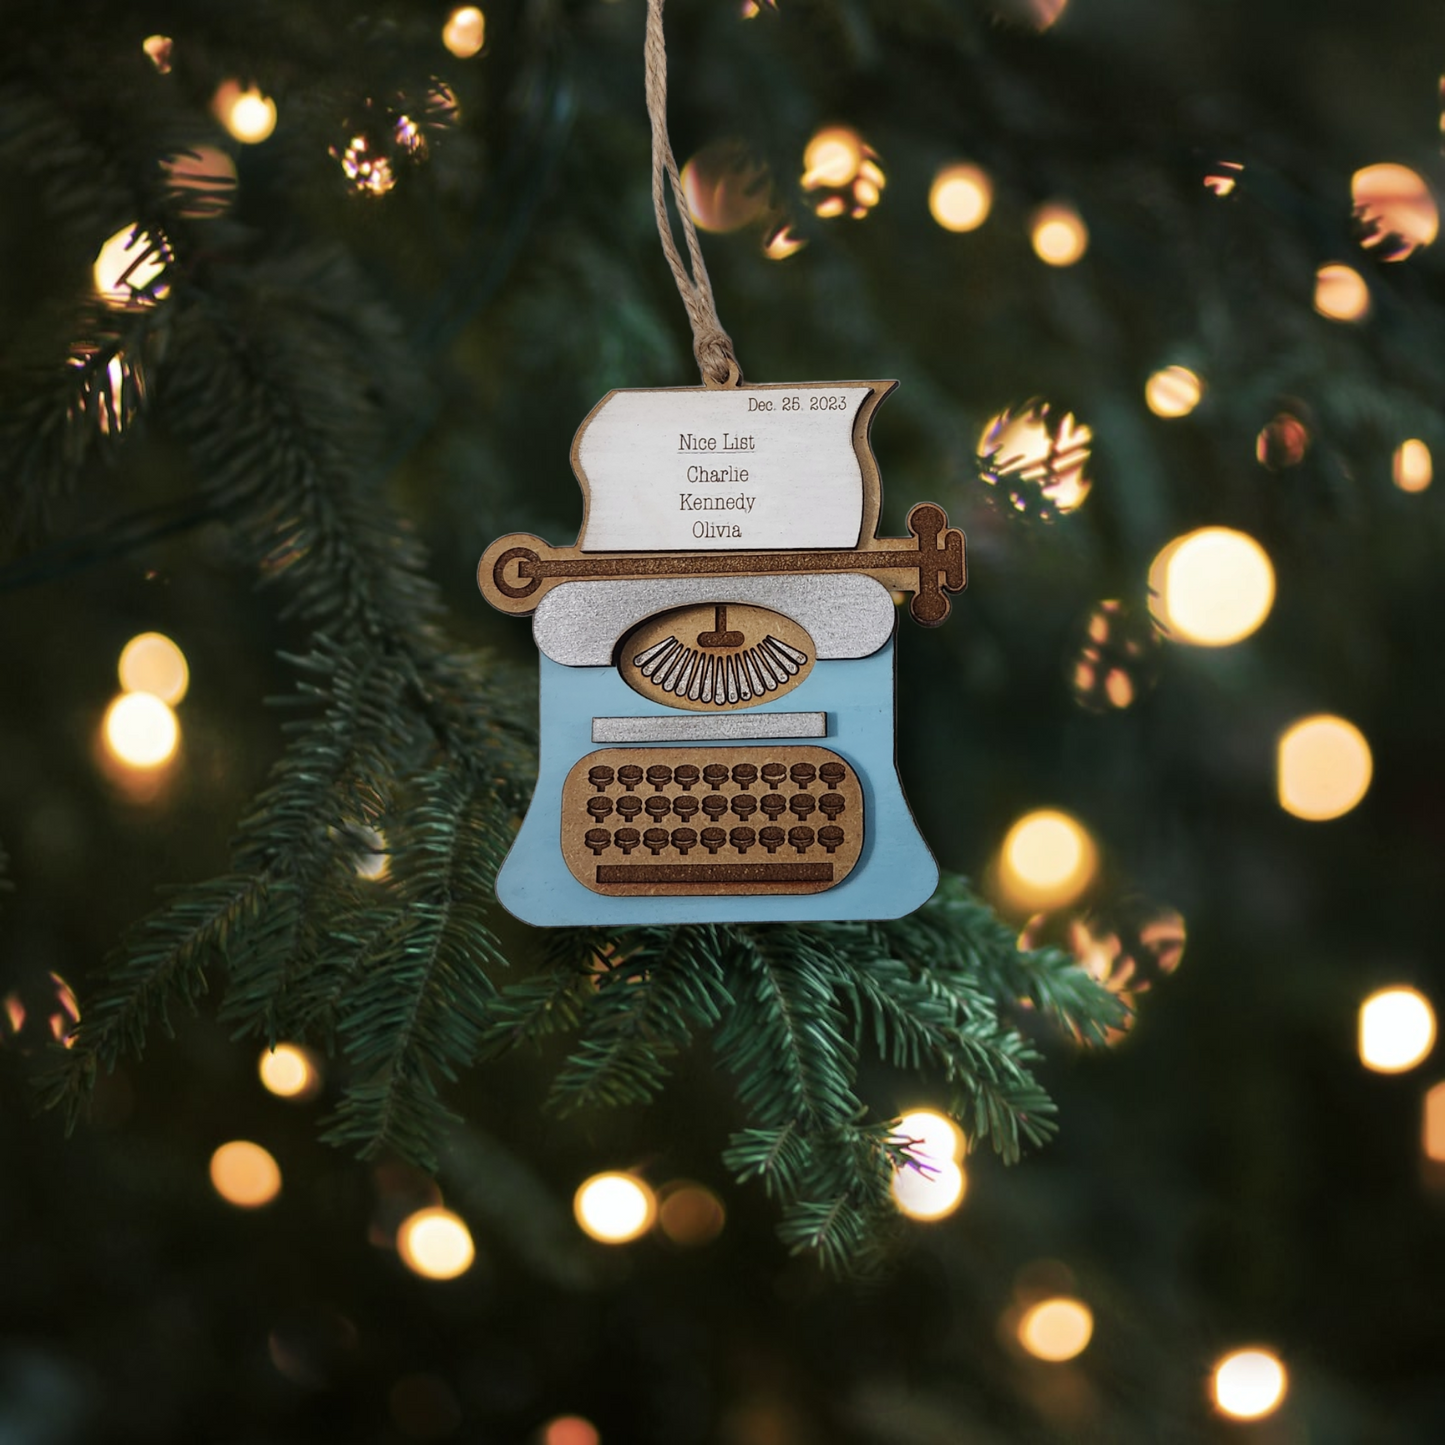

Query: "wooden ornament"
left=478, top=379, right=964, bottom=925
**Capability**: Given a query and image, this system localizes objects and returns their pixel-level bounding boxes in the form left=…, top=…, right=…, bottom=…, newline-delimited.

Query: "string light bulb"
left=540, top=1418, right=600, bottom=1445
left=574, top=1172, right=656, bottom=1244
left=1148, top=528, right=1275, bottom=646
left=118, top=632, right=189, bottom=705
left=929, top=163, right=992, bottom=232
left=213, top=81, right=277, bottom=144
left=1393, top=439, right=1432, bottom=492
left=1359, top=987, right=1435, bottom=1074
left=1276, top=715, right=1372, bottom=821
left=442, top=7, right=486, bottom=58
left=258, top=1044, right=320, bottom=1100
left=1144, top=366, right=1204, bottom=418
left=209, top=1140, right=282, bottom=1208
left=397, top=1207, right=476, bottom=1280
left=1314, top=263, right=1370, bottom=321
left=998, top=809, right=1097, bottom=911
left=93, top=225, right=170, bottom=309
left=1030, top=203, right=1088, bottom=266
left=1423, top=1081, right=1445, bottom=1162
left=1018, top=1297, right=1094, bottom=1361
left=103, top=692, right=179, bottom=770
left=890, top=1109, right=967, bottom=1220
left=1211, top=1348, right=1288, bottom=1420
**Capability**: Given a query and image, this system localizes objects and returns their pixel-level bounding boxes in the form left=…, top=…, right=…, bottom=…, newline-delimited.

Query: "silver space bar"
left=591, top=712, right=826, bottom=744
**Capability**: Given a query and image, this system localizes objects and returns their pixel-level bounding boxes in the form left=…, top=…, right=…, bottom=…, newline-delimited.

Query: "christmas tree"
left=2, top=1, right=1443, bottom=1440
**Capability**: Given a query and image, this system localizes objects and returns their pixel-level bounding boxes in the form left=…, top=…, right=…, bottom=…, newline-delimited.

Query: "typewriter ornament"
left=477, top=380, right=966, bottom=925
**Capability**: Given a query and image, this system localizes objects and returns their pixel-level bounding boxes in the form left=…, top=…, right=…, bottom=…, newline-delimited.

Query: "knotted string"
left=644, top=0, right=743, bottom=388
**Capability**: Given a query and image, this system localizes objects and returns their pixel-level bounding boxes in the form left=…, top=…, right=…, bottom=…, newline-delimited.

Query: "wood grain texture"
left=561, top=744, right=864, bottom=895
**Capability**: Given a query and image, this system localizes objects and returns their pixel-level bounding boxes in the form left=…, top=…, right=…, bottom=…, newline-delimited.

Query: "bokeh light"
left=442, top=6, right=486, bottom=58
left=336, top=134, right=397, bottom=196
left=999, top=809, right=1097, bottom=912
left=1359, top=987, right=1435, bottom=1074
left=890, top=1109, right=968, bottom=1219
left=1212, top=1349, right=1288, bottom=1420
left=574, top=1173, right=656, bottom=1244
left=118, top=632, right=189, bottom=705
left=1030, top=203, right=1088, bottom=266
left=1277, top=715, right=1372, bottom=821
left=681, top=142, right=770, bottom=233
left=1423, top=1081, right=1445, bottom=1162
left=1071, top=599, right=1159, bottom=712
left=210, top=1140, right=282, bottom=1208
left=161, top=146, right=238, bottom=219
left=214, top=81, right=277, bottom=144
left=540, top=1418, right=600, bottom=1445
left=977, top=400, right=1093, bottom=519
left=929, top=163, right=992, bottom=232
left=142, top=35, right=173, bottom=73
left=1144, top=366, right=1203, bottom=418
left=1314, top=263, right=1370, bottom=321
left=1018, top=1297, right=1094, bottom=1361
left=258, top=1044, right=321, bottom=1100
left=657, top=1182, right=726, bottom=1247
left=0, top=972, right=81, bottom=1052
left=1071, top=898, right=1186, bottom=995
left=800, top=126, right=884, bottom=219
left=103, top=692, right=179, bottom=769
left=1393, top=439, right=1432, bottom=493
left=1255, top=411, right=1311, bottom=470
left=1148, top=528, right=1275, bottom=646
left=1204, top=160, right=1244, bottom=197
left=93, top=225, right=170, bottom=309
left=1352, top=163, right=1438, bottom=261
left=397, top=1207, right=476, bottom=1280
left=762, top=222, right=806, bottom=260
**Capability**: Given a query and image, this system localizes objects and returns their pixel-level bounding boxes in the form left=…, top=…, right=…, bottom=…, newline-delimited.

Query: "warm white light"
left=930, top=163, right=992, bottom=232
left=442, top=6, right=486, bottom=58
left=103, top=692, right=179, bottom=769
left=802, top=127, right=863, bottom=189
left=142, top=35, right=173, bottom=73
left=1212, top=1348, right=1288, bottom=1420
left=93, top=225, right=170, bottom=308
left=1359, top=987, right=1435, bottom=1074
left=1314, top=263, right=1370, bottom=321
left=574, top=1172, right=656, bottom=1244
left=214, top=82, right=277, bottom=144
left=1018, top=1297, right=1094, bottom=1361
left=890, top=1156, right=966, bottom=1220
left=1148, top=527, right=1274, bottom=646
left=1030, top=203, right=1088, bottom=266
left=762, top=223, right=807, bottom=260
left=1393, top=439, right=1432, bottom=493
left=895, top=1109, right=964, bottom=1164
left=118, top=632, right=189, bottom=705
left=657, top=1182, right=726, bottom=1247
left=1277, top=715, right=1372, bottom=821
left=210, top=1140, right=281, bottom=1208
left=999, top=810, right=1097, bottom=911
left=1145, top=366, right=1204, bottom=418
left=1352, top=163, right=1438, bottom=261
left=397, top=1207, right=475, bottom=1279
left=258, top=1044, right=319, bottom=1100
left=1423, top=1081, right=1445, bottom=1161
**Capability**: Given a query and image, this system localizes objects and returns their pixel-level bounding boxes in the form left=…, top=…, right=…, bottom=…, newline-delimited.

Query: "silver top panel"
left=532, top=573, right=897, bottom=667
left=591, top=712, right=827, bottom=743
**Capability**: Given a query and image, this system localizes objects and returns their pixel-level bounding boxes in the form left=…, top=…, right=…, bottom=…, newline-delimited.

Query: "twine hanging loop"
left=644, top=0, right=743, bottom=388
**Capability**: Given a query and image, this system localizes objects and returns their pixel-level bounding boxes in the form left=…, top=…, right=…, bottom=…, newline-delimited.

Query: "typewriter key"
left=731, top=763, right=758, bottom=790
left=730, top=826, right=756, bottom=854
left=731, top=795, right=758, bottom=821
left=643, top=827, right=669, bottom=855
left=587, top=797, right=614, bottom=823
left=818, top=761, right=847, bottom=787
left=760, top=826, right=786, bottom=854
left=588, top=765, right=615, bottom=792
left=673, top=795, right=700, bottom=823
left=789, top=826, right=815, bottom=855
left=703, top=764, right=730, bottom=790
left=645, top=796, right=672, bottom=822
left=760, top=793, right=787, bottom=821
left=819, top=793, right=846, bottom=820
left=671, top=828, right=698, bottom=855
left=618, top=764, right=644, bottom=791
left=585, top=829, right=611, bottom=856
left=646, top=764, right=673, bottom=791
left=615, top=827, right=641, bottom=855
left=761, top=762, right=787, bottom=788
left=789, top=794, right=816, bottom=821
left=701, top=795, right=729, bottom=823
left=789, top=762, right=817, bottom=790
left=616, top=794, right=643, bottom=823
left=673, top=764, right=700, bottom=791
left=818, top=825, right=844, bottom=854
left=701, top=827, right=727, bottom=854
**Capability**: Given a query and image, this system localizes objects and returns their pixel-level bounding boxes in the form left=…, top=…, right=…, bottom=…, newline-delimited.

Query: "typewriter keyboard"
left=561, top=745, right=864, bottom=896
